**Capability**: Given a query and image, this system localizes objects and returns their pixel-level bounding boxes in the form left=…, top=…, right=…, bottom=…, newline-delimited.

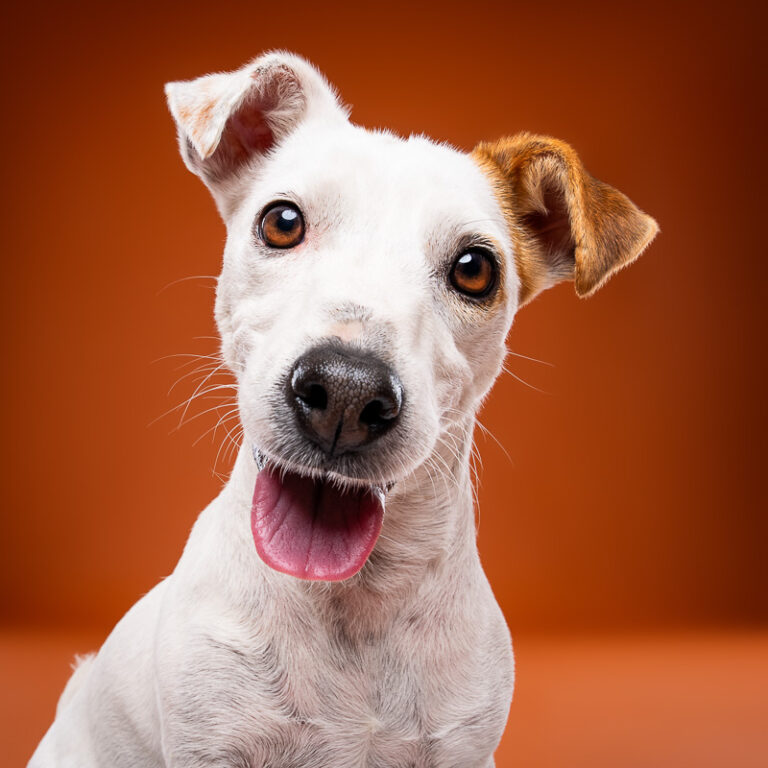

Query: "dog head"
left=166, top=52, right=657, bottom=582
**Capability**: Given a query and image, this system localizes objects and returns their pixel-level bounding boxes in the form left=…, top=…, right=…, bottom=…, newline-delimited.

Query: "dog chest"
left=159, top=613, right=511, bottom=768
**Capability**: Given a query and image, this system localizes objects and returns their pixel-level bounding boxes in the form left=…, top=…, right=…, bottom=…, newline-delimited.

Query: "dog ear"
left=165, top=52, right=346, bottom=207
left=472, top=133, right=658, bottom=305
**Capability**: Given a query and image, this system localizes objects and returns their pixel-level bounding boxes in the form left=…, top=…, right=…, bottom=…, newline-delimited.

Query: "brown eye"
left=259, top=202, right=305, bottom=248
left=450, top=250, right=496, bottom=298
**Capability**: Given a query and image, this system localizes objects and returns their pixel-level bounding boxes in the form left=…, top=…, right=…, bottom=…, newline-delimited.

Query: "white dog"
left=30, top=52, right=657, bottom=767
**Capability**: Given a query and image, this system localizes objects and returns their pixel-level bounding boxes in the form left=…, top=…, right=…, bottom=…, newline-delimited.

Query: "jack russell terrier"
left=31, top=52, right=658, bottom=767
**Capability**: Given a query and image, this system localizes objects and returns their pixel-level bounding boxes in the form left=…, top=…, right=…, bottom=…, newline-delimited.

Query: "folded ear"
left=472, top=133, right=659, bottom=305
left=165, top=52, right=347, bottom=208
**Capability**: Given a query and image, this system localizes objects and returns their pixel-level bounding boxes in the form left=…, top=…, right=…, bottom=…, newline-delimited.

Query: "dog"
left=30, top=52, right=657, bottom=767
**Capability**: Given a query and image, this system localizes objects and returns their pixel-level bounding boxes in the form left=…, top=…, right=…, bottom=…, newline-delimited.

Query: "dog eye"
left=449, top=250, right=496, bottom=298
left=259, top=202, right=305, bottom=248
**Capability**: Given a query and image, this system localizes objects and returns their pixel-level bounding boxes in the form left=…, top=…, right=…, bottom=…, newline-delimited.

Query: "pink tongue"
left=251, top=465, right=384, bottom=581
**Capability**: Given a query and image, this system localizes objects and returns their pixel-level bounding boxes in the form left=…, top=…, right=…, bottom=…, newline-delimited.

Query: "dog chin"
left=249, top=445, right=392, bottom=582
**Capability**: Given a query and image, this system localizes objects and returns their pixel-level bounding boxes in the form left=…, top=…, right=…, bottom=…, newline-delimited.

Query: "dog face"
left=166, top=52, right=657, bottom=581
left=219, top=127, right=515, bottom=481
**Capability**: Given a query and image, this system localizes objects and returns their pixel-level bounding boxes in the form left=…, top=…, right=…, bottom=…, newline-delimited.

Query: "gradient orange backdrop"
left=2, top=0, right=766, bottom=765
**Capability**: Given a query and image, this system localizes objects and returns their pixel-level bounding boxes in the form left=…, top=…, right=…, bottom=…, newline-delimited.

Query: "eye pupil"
left=258, top=202, right=305, bottom=248
left=458, top=253, right=481, bottom=275
left=450, top=249, right=496, bottom=298
left=277, top=209, right=298, bottom=231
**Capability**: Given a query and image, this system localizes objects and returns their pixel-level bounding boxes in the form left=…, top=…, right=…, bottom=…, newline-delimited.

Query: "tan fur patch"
left=472, top=133, right=659, bottom=305
left=179, top=100, right=216, bottom=151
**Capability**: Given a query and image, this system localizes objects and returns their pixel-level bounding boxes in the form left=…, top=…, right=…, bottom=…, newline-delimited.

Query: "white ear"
left=165, top=51, right=347, bottom=200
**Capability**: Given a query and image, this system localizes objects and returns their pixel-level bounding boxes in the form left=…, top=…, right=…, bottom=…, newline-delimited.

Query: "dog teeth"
left=252, top=447, right=267, bottom=471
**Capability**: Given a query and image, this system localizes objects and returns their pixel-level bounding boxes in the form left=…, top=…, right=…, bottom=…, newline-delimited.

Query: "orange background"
left=1, top=0, right=766, bottom=765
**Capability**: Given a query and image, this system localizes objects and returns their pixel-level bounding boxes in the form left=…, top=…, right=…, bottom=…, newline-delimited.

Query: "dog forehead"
left=254, top=122, right=507, bottom=238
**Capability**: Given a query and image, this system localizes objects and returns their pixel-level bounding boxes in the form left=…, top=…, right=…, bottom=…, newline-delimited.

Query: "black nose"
left=289, top=344, right=403, bottom=455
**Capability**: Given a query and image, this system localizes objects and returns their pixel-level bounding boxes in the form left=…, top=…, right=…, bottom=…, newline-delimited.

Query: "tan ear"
left=472, top=133, right=659, bottom=305
left=165, top=51, right=347, bottom=210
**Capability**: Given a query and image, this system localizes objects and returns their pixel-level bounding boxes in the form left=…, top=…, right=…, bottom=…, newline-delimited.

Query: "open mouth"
left=250, top=449, right=387, bottom=581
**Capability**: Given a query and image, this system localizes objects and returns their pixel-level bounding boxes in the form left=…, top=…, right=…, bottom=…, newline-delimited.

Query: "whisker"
left=156, top=275, right=218, bottom=296
left=178, top=363, right=235, bottom=427
left=214, top=419, right=243, bottom=472
left=167, top=362, right=227, bottom=395
left=149, top=382, right=236, bottom=429
left=506, top=349, right=554, bottom=367
left=177, top=397, right=239, bottom=432
left=475, top=418, right=512, bottom=465
left=191, top=407, right=240, bottom=446
left=501, top=363, right=547, bottom=393
left=222, top=427, right=244, bottom=467
left=152, top=352, right=224, bottom=368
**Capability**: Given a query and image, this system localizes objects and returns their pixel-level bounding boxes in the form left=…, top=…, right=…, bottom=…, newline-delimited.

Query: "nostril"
left=292, top=368, right=329, bottom=411
left=359, top=390, right=402, bottom=429
left=299, top=383, right=328, bottom=411
left=359, top=399, right=387, bottom=428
